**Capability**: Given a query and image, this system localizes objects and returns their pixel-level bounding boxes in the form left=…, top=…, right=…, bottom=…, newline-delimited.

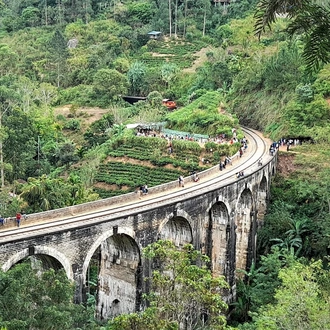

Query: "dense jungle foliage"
left=1, top=0, right=330, bottom=329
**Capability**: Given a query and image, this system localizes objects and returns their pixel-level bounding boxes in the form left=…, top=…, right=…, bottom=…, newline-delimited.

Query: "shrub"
left=56, top=114, right=66, bottom=122
left=205, top=142, right=218, bottom=152
left=64, top=119, right=81, bottom=131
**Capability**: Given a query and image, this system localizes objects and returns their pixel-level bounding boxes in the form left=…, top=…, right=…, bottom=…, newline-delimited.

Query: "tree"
left=0, top=261, right=94, bottom=330
left=106, top=240, right=230, bottom=329
left=93, top=68, right=128, bottom=105
left=19, top=174, right=75, bottom=212
left=16, top=76, right=36, bottom=113
left=174, top=0, right=178, bottom=37
left=142, top=240, right=229, bottom=330
left=83, top=113, right=114, bottom=147
left=129, top=100, right=165, bottom=124
left=0, top=44, right=18, bottom=76
left=48, top=30, right=69, bottom=87
left=146, top=91, right=163, bottom=108
left=54, top=141, right=79, bottom=167
left=231, top=248, right=296, bottom=325
left=270, top=236, right=302, bottom=256
left=3, top=107, right=38, bottom=182
left=0, top=187, right=23, bottom=218
left=161, top=63, right=179, bottom=90
left=0, top=77, right=24, bottom=187
left=183, top=0, right=188, bottom=36
left=253, top=261, right=330, bottom=330
left=127, top=61, right=147, bottom=96
left=168, top=0, right=172, bottom=37
left=21, top=6, right=41, bottom=28
left=196, top=0, right=211, bottom=36
left=254, top=0, right=330, bottom=72
left=105, top=307, right=178, bottom=330
left=35, top=82, right=58, bottom=108
left=127, top=2, right=154, bottom=26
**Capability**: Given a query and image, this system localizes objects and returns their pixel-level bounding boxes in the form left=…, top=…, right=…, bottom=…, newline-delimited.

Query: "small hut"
left=214, top=0, right=230, bottom=5
left=147, top=31, right=163, bottom=40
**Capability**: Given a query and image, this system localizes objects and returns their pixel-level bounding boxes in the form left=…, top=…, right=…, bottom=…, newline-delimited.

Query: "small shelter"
left=214, top=0, right=230, bottom=4
left=147, top=31, right=163, bottom=40
left=126, top=122, right=166, bottom=134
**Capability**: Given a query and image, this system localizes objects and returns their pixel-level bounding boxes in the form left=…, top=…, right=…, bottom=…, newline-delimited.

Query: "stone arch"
left=82, top=226, right=137, bottom=282
left=206, top=196, right=232, bottom=215
left=208, top=201, right=230, bottom=277
left=235, top=188, right=254, bottom=273
left=2, top=246, right=72, bottom=279
left=84, top=229, right=141, bottom=321
left=159, top=215, right=193, bottom=247
left=259, top=175, right=267, bottom=192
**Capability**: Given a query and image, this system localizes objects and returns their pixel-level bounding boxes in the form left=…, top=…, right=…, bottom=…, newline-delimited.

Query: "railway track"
left=0, top=127, right=271, bottom=244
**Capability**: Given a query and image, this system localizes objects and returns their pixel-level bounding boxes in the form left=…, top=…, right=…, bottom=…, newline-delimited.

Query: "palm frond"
left=255, top=0, right=330, bottom=72
left=254, top=0, right=309, bottom=38
left=302, top=18, right=330, bottom=72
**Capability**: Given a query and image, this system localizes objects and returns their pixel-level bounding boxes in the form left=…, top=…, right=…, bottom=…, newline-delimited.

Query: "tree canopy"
left=0, top=261, right=95, bottom=330
left=254, top=0, right=330, bottom=72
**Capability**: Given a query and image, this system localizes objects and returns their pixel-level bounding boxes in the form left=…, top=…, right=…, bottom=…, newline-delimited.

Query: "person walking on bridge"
left=16, top=212, right=22, bottom=227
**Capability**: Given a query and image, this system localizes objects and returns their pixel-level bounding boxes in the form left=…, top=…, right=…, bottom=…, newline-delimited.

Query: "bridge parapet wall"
left=1, top=151, right=242, bottom=229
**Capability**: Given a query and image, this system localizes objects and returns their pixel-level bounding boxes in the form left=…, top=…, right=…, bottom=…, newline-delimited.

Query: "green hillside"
left=1, top=0, right=330, bottom=328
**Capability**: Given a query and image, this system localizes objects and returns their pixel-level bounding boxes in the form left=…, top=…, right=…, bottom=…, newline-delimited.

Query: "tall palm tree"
left=20, top=175, right=51, bottom=211
left=254, top=0, right=330, bottom=72
left=127, top=62, right=147, bottom=95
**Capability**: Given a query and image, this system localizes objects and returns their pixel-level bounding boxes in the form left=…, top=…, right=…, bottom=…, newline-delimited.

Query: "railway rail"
left=0, top=127, right=271, bottom=244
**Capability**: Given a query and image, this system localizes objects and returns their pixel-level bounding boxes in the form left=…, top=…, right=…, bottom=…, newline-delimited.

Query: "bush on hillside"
left=166, top=91, right=238, bottom=135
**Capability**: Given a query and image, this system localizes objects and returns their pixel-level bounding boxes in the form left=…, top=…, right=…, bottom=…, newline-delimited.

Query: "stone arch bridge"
left=0, top=128, right=276, bottom=319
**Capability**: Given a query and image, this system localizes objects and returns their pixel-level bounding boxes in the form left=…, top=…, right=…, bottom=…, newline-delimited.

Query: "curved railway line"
left=0, top=127, right=271, bottom=244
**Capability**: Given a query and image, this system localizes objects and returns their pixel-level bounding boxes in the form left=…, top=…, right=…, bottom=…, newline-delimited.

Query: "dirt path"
left=182, top=46, right=213, bottom=73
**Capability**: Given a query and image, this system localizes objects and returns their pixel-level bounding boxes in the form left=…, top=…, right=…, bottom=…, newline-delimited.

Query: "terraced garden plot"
left=142, top=57, right=197, bottom=69
left=132, top=40, right=205, bottom=69
left=151, top=40, right=207, bottom=55
left=94, top=162, right=183, bottom=198
left=107, top=141, right=206, bottom=171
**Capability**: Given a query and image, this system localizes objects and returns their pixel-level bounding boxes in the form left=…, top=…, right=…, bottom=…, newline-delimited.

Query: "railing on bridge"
left=1, top=127, right=275, bottom=230
left=0, top=150, right=243, bottom=230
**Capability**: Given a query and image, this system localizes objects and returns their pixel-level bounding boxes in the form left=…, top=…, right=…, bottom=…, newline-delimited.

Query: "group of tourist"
left=139, top=185, right=148, bottom=195
left=270, top=138, right=303, bottom=154
left=239, top=137, right=248, bottom=157
left=280, top=138, right=301, bottom=147
left=283, top=138, right=301, bottom=151
left=136, top=130, right=157, bottom=137
left=134, top=126, right=239, bottom=147
left=219, top=156, right=232, bottom=171
left=0, top=211, right=27, bottom=227
left=236, top=171, right=245, bottom=178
